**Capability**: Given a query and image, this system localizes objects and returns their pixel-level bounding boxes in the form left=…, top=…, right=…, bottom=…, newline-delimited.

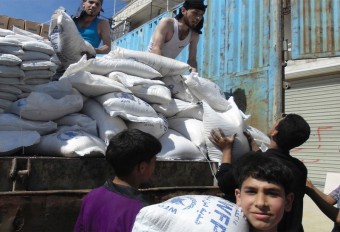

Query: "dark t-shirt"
left=216, top=149, right=307, bottom=232
left=74, top=180, right=146, bottom=232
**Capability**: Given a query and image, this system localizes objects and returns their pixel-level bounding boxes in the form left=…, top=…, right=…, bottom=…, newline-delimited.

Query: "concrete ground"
left=303, top=195, right=334, bottom=232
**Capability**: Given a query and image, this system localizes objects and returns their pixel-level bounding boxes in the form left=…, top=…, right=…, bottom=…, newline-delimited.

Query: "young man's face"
left=182, top=8, right=205, bottom=29
left=235, top=177, right=293, bottom=232
left=83, top=0, right=102, bottom=16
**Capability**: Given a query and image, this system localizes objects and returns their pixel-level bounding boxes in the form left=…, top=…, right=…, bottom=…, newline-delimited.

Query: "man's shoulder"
left=159, top=17, right=175, bottom=27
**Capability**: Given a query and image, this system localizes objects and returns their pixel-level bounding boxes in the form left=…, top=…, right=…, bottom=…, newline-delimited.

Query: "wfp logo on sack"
left=17, top=99, right=27, bottom=107
left=57, top=130, right=81, bottom=141
left=51, top=25, right=63, bottom=34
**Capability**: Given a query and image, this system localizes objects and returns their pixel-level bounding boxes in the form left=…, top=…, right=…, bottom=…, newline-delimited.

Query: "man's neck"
left=177, top=18, right=190, bottom=40
left=112, top=176, right=139, bottom=189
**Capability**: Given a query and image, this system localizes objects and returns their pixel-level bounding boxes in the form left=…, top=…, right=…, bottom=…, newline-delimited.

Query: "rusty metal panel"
left=0, top=187, right=221, bottom=232
left=0, top=157, right=217, bottom=191
left=291, top=0, right=340, bottom=59
left=113, top=0, right=283, bottom=131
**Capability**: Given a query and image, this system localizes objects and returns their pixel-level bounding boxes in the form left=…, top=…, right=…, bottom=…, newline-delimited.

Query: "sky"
left=0, top=0, right=127, bottom=24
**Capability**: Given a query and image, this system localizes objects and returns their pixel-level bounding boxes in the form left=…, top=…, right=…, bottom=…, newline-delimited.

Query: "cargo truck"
left=1, top=0, right=340, bottom=231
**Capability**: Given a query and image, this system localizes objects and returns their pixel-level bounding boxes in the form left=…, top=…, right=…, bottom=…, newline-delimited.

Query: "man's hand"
left=209, top=128, right=236, bottom=163
left=209, top=128, right=236, bottom=152
left=243, top=131, right=259, bottom=151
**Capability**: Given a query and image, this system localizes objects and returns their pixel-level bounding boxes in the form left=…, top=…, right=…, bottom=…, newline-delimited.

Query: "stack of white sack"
left=132, top=195, right=249, bottom=232
left=0, top=47, right=270, bottom=160
left=0, top=27, right=60, bottom=113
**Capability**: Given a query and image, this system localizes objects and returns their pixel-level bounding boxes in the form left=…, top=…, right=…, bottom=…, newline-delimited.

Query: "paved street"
left=303, top=195, right=334, bottom=232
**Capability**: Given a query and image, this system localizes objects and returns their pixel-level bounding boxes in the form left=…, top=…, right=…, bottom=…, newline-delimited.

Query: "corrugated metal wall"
left=291, top=0, right=340, bottom=59
left=285, top=75, right=340, bottom=185
left=113, top=0, right=283, bottom=132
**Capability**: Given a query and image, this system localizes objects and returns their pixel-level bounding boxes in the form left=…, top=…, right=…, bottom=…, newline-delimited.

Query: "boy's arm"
left=305, top=178, right=339, bottom=223
left=209, top=129, right=237, bottom=197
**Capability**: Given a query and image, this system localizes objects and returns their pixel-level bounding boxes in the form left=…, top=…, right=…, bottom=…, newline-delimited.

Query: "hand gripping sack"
left=132, top=195, right=249, bottom=232
left=49, top=8, right=96, bottom=69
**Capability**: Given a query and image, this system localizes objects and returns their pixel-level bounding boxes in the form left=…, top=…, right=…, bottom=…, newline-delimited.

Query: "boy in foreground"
left=234, top=153, right=295, bottom=232
left=74, top=129, right=162, bottom=232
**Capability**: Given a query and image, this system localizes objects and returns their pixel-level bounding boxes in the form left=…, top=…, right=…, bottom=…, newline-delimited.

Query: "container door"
left=291, top=0, right=340, bottom=59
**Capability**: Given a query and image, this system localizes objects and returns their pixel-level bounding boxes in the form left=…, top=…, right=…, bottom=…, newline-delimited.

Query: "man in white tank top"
left=147, top=0, right=207, bottom=73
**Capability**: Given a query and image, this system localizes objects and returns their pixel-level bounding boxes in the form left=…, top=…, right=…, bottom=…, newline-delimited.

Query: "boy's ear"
left=235, top=188, right=242, bottom=206
left=137, top=162, right=147, bottom=174
left=284, top=193, right=294, bottom=212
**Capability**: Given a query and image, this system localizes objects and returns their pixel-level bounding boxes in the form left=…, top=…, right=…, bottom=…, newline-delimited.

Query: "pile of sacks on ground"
left=0, top=46, right=270, bottom=162
left=0, top=26, right=60, bottom=114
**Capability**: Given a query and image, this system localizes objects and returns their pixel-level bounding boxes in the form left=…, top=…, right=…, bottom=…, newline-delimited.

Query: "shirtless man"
left=148, top=0, right=207, bottom=72
left=73, top=0, right=111, bottom=55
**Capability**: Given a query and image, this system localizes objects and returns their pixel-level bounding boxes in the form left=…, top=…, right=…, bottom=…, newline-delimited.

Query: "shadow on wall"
left=224, top=88, right=247, bottom=113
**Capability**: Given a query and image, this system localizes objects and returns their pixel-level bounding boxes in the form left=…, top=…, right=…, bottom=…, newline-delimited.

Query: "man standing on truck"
left=73, top=0, right=111, bottom=55
left=147, top=0, right=207, bottom=73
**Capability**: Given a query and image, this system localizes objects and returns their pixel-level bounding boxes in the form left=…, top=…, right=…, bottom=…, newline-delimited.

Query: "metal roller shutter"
left=285, top=75, right=340, bottom=186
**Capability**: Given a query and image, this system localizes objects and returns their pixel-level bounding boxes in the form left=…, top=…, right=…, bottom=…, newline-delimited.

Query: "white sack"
left=22, top=70, right=55, bottom=80
left=162, top=75, right=199, bottom=103
left=22, top=41, right=55, bottom=55
left=0, top=113, right=57, bottom=135
left=108, top=46, right=190, bottom=76
left=168, top=118, right=207, bottom=155
left=12, top=26, right=44, bottom=41
left=157, top=129, right=203, bottom=161
left=29, top=126, right=106, bottom=157
left=183, top=72, right=230, bottom=111
left=152, top=99, right=201, bottom=118
left=246, top=125, right=270, bottom=151
left=82, top=99, right=127, bottom=144
left=173, top=102, right=203, bottom=121
left=86, top=57, right=161, bottom=78
left=0, top=98, right=13, bottom=109
left=26, top=78, right=73, bottom=98
left=0, top=53, right=22, bottom=66
left=108, top=71, right=164, bottom=88
left=203, top=97, right=250, bottom=162
left=60, top=71, right=130, bottom=97
left=0, top=131, right=40, bottom=155
left=23, top=78, right=51, bottom=85
left=49, top=8, right=96, bottom=69
left=0, top=84, right=22, bottom=95
left=132, top=195, right=248, bottom=232
left=17, top=51, right=51, bottom=61
left=96, top=92, right=160, bottom=123
left=0, top=92, right=18, bottom=101
left=7, top=91, right=83, bottom=121
left=0, top=65, right=25, bottom=78
left=55, top=113, right=97, bottom=136
left=0, top=37, right=21, bottom=46
left=5, top=34, right=37, bottom=42
left=127, top=113, right=168, bottom=139
left=129, top=84, right=172, bottom=105
left=20, top=60, right=57, bottom=71
left=0, top=45, right=24, bottom=56
left=0, top=28, right=15, bottom=37
left=0, top=77, right=21, bottom=85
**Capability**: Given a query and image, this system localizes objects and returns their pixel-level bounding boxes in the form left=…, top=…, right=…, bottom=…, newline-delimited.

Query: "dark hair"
left=233, top=153, right=294, bottom=195
left=106, top=129, right=162, bottom=177
left=274, top=114, right=310, bottom=151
